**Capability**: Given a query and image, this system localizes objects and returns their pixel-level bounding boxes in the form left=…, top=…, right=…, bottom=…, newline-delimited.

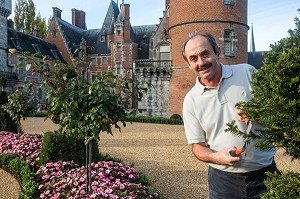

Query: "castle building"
left=1, top=0, right=260, bottom=117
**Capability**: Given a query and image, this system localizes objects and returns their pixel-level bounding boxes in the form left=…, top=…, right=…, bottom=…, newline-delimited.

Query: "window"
left=91, top=58, right=97, bottom=65
left=32, top=44, right=41, bottom=53
left=18, top=57, right=26, bottom=75
left=116, top=63, right=122, bottom=76
left=51, top=50, right=59, bottom=60
left=116, top=43, right=122, bottom=52
left=91, top=73, right=97, bottom=82
left=19, top=66, right=24, bottom=75
left=51, top=29, right=57, bottom=37
left=101, top=35, right=106, bottom=41
left=222, top=29, right=237, bottom=57
left=38, top=89, right=43, bottom=102
left=11, top=38, right=22, bottom=51
left=8, top=66, right=13, bottom=73
left=102, top=57, right=107, bottom=65
left=159, top=45, right=171, bottom=60
left=116, top=24, right=122, bottom=36
left=223, top=0, right=236, bottom=6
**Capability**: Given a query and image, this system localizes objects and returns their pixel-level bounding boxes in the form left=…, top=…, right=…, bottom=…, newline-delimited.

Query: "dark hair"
left=181, top=32, right=219, bottom=63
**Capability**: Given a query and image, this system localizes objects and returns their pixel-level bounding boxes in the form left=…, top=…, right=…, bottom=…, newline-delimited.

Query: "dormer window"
left=51, top=49, right=59, bottom=60
left=116, top=24, right=122, bottom=36
left=11, top=38, right=22, bottom=51
left=51, top=29, right=57, bottom=37
left=101, top=35, right=106, bottom=42
left=223, top=0, right=236, bottom=7
left=142, top=35, right=148, bottom=43
left=32, top=44, right=41, bottom=53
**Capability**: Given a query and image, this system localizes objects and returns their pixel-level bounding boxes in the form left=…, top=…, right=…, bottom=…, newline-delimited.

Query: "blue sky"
left=9, top=0, right=300, bottom=51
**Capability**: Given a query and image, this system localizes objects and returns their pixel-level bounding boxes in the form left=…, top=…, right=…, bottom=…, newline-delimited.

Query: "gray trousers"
left=208, top=161, right=280, bottom=199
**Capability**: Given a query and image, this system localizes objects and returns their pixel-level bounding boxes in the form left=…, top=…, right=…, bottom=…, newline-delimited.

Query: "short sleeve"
left=183, top=95, right=206, bottom=144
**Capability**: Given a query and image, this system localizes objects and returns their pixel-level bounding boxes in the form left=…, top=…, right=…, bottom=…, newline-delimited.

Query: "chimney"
left=52, top=7, right=62, bottom=19
left=72, top=8, right=86, bottom=29
left=7, top=19, right=14, bottom=29
left=120, top=3, right=130, bottom=40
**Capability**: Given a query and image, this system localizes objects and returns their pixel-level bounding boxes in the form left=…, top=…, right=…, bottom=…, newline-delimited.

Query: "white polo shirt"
left=183, top=64, right=275, bottom=173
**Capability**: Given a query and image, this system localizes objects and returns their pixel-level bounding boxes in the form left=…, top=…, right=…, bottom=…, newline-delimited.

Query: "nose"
left=196, top=56, right=206, bottom=68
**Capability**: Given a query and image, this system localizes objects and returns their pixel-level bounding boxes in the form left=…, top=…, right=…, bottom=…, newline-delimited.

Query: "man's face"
left=184, top=35, right=221, bottom=85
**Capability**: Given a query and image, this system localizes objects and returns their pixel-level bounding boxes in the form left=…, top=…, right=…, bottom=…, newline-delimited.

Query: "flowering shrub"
left=37, top=160, right=159, bottom=199
left=0, top=131, right=161, bottom=198
left=0, top=131, right=42, bottom=168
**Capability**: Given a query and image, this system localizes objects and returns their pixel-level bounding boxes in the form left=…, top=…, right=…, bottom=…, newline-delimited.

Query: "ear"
left=186, top=61, right=192, bottom=69
left=217, top=47, right=221, bottom=59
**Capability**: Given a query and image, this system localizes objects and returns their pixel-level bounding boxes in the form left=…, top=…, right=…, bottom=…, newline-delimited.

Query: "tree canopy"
left=227, top=9, right=300, bottom=160
left=14, top=0, right=47, bottom=38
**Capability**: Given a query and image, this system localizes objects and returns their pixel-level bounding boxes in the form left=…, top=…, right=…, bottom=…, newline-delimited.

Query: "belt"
left=235, top=164, right=271, bottom=176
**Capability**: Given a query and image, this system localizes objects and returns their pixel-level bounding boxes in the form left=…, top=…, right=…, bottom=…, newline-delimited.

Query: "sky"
left=8, top=0, right=300, bottom=52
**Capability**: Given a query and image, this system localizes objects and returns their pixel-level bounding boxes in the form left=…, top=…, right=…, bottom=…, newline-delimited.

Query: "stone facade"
left=134, top=60, right=172, bottom=117
left=0, top=0, right=11, bottom=72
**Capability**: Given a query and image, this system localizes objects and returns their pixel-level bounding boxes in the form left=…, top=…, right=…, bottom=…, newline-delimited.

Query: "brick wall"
left=46, top=18, right=72, bottom=64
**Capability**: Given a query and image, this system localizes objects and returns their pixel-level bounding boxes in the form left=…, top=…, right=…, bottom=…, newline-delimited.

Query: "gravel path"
left=0, top=117, right=299, bottom=199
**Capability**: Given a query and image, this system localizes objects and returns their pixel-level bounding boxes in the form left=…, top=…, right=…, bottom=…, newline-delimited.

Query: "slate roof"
left=132, top=25, right=157, bottom=59
left=248, top=51, right=266, bottom=69
left=56, top=0, right=120, bottom=57
left=7, top=28, right=66, bottom=63
left=54, top=1, right=158, bottom=59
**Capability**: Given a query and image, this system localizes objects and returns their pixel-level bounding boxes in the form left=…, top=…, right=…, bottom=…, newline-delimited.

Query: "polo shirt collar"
left=195, top=64, right=233, bottom=94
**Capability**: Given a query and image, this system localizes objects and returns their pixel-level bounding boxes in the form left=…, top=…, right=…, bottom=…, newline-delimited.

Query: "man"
left=182, top=32, right=279, bottom=199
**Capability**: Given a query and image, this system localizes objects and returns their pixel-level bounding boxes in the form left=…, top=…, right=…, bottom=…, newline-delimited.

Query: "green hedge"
left=0, top=154, right=38, bottom=199
left=27, top=112, right=184, bottom=125
left=38, top=131, right=101, bottom=166
left=126, top=115, right=183, bottom=125
left=0, top=89, right=17, bottom=133
left=261, top=171, right=300, bottom=199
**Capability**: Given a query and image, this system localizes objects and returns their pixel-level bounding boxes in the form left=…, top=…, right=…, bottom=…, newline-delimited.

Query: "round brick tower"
left=167, top=0, right=248, bottom=116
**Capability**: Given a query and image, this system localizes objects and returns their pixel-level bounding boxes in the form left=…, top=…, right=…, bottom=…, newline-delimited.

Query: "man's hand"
left=192, top=143, right=241, bottom=166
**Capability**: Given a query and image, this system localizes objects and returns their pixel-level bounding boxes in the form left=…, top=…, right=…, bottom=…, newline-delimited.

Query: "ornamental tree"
left=9, top=48, right=147, bottom=193
left=2, top=82, right=36, bottom=133
left=43, top=65, right=146, bottom=142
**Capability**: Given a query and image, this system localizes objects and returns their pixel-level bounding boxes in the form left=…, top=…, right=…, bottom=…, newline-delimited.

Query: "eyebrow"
left=188, top=49, right=210, bottom=59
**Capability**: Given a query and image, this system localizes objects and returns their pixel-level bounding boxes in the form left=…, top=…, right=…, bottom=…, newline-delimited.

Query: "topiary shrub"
left=0, top=108, right=17, bottom=133
left=170, top=114, right=183, bottom=121
left=261, top=172, right=300, bottom=199
left=0, top=85, right=17, bottom=133
left=38, top=131, right=101, bottom=166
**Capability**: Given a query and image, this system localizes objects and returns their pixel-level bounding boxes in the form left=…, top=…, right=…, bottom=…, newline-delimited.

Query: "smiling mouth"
left=197, top=63, right=212, bottom=72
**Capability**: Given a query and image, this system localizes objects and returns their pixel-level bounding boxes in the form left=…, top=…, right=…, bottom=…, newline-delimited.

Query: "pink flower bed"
left=0, top=131, right=160, bottom=198
left=0, top=131, right=42, bottom=167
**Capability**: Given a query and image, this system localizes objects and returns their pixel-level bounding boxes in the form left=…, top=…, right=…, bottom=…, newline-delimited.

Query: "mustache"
left=197, top=63, right=212, bottom=71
